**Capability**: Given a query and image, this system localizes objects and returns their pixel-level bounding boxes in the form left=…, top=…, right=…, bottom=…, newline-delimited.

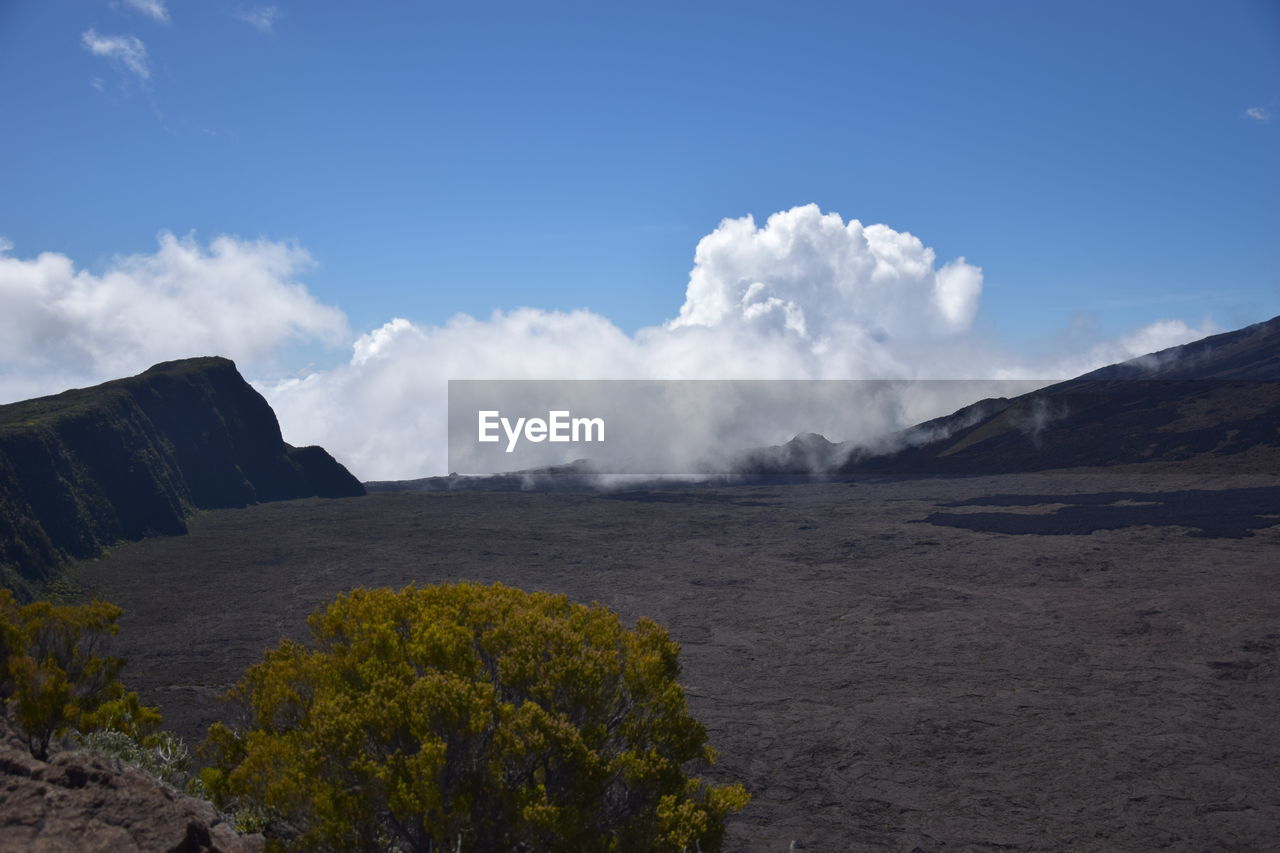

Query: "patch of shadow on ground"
left=919, top=485, right=1280, bottom=538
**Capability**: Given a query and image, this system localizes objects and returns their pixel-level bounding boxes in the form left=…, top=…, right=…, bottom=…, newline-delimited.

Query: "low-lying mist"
left=444, top=379, right=1047, bottom=480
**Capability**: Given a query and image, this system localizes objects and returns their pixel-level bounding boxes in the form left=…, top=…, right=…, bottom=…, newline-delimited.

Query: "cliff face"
left=0, top=357, right=363, bottom=590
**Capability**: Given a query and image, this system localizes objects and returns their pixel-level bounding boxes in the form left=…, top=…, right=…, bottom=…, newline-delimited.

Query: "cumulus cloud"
left=0, top=207, right=1212, bottom=479
left=261, top=206, right=1210, bottom=479
left=119, top=0, right=169, bottom=23
left=0, top=233, right=348, bottom=403
left=1245, top=106, right=1271, bottom=123
left=81, top=29, right=150, bottom=81
left=236, top=6, right=281, bottom=33
left=671, top=206, right=982, bottom=339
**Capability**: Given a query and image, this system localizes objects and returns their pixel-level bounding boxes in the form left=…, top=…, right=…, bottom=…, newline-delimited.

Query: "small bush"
left=202, top=582, right=749, bottom=852
left=76, top=728, right=198, bottom=791
left=0, top=588, right=159, bottom=759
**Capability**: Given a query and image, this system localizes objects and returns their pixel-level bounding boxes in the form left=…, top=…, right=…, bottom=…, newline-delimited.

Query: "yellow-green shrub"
left=202, top=582, right=749, bottom=852
left=0, top=588, right=159, bottom=759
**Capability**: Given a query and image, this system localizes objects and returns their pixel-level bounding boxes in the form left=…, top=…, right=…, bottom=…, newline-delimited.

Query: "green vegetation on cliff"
left=0, top=357, right=363, bottom=593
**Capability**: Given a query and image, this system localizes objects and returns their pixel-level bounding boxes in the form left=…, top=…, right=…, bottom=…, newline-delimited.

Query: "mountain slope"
left=841, top=316, right=1280, bottom=475
left=0, top=357, right=363, bottom=592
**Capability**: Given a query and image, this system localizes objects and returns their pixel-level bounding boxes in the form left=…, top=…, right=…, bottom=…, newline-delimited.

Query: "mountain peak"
left=0, top=358, right=363, bottom=594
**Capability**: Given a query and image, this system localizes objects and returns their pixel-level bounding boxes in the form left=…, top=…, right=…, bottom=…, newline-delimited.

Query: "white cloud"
left=1245, top=106, right=1271, bottom=123
left=1050, top=317, right=1219, bottom=380
left=260, top=206, right=1211, bottom=479
left=0, top=236, right=12, bottom=254
left=120, top=0, right=169, bottom=23
left=1113, top=318, right=1214, bottom=359
left=0, top=233, right=348, bottom=403
left=236, top=6, right=281, bottom=33
left=669, top=205, right=983, bottom=342
left=0, top=207, right=1214, bottom=479
left=81, top=29, right=150, bottom=81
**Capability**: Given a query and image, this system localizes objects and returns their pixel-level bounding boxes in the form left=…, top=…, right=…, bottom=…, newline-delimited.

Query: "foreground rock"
left=0, top=722, right=262, bottom=852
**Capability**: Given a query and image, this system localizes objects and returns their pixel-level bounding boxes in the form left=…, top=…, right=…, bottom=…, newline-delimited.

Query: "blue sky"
left=3, top=0, right=1277, bottom=354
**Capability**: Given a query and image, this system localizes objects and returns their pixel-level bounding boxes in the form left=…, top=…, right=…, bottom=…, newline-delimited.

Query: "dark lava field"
left=72, top=469, right=1280, bottom=851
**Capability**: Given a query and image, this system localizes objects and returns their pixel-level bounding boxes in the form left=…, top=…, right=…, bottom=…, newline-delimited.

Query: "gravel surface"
left=75, top=469, right=1280, bottom=851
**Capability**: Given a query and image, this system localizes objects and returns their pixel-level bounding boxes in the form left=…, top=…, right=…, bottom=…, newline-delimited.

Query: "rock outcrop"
left=0, top=719, right=262, bottom=853
left=0, top=357, right=363, bottom=591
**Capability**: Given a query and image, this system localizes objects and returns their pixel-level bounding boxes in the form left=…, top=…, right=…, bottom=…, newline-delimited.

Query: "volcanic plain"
left=72, top=467, right=1280, bottom=851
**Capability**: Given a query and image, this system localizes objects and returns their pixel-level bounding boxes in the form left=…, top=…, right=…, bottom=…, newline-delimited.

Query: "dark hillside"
left=1074, top=315, right=1280, bottom=381
left=0, top=357, right=363, bottom=592
left=841, top=316, right=1280, bottom=475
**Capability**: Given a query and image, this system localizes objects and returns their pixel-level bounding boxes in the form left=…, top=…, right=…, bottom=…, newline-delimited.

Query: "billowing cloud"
left=236, top=6, right=281, bottom=33
left=81, top=29, right=150, bottom=81
left=261, top=206, right=1212, bottom=479
left=0, top=233, right=348, bottom=402
left=0, top=207, right=1214, bottom=479
left=1245, top=106, right=1271, bottom=123
left=671, top=205, right=982, bottom=338
left=120, top=0, right=169, bottom=23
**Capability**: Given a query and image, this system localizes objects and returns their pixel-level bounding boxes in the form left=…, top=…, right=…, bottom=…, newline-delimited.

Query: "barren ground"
left=72, top=469, right=1280, bottom=851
